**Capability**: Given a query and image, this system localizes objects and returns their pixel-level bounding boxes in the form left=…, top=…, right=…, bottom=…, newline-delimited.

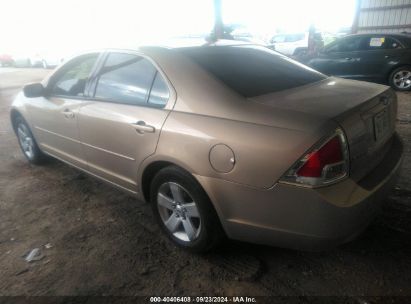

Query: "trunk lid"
left=251, top=77, right=397, bottom=182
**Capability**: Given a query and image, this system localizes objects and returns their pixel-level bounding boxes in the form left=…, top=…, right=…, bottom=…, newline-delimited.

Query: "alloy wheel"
left=157, top=182, right=201, bottom=242
left=393, top=70, right=411, bottom=89
left=17, top=123, right=35, bottom=159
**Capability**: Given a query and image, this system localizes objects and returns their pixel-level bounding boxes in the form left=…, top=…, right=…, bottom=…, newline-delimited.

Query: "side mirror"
left=23, top=83, right=45, bottom=98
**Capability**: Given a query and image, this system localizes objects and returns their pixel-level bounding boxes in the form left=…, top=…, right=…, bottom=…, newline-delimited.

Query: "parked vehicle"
left=0, top=54, right=14, bottom=67
left=304, top=33, right=411, bottom=91
left=270, top=32, right=309, bottom=56
left=10, top=52, right=63, bottom=68
left=29, top=53, right=62, bottom=69
left=11, top=42, right=402, bottom=252
left=230, top=29, right=268, bottom=45
left=13, top=53, right=31, bottom=68
left=206, top=24, right=268, bottom=46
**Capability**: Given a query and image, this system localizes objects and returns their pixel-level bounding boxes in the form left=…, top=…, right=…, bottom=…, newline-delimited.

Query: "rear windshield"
left=178, top=45, right=326, bottom=97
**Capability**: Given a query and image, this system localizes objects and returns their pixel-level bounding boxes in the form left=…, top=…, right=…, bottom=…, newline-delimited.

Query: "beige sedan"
left=11, top=42, right=403, bottom=252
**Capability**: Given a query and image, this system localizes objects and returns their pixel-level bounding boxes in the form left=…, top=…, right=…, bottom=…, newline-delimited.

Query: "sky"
left=0, top=0, right=356, bottom=57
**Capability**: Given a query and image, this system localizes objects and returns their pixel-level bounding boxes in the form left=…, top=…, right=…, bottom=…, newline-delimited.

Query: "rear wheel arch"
left=147, top=164, right=225, bottom=252
left=141, top=161, right=176, bottom=203
left=140, top=159, right=226, bottom=223
left=141, top=161, right=205, bottom=203
left=387, top=64, right=406, bottom=80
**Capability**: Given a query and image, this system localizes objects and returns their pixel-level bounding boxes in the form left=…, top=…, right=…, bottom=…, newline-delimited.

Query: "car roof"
left=155, top=39, right=257, bottom=50
left=342, top=33, right=411, bottom=39
left=337, top=33, right=411, bottom=47
left=106, top=38, right=254, bottom=51
left=59, top=39, right=256, bottom=64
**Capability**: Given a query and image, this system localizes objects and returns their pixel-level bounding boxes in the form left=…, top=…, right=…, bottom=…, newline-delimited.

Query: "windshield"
left=179, top=45, right=326, bottom=97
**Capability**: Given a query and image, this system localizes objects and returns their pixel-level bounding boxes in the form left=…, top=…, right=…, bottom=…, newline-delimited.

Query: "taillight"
left=280, top=128, right=349, bottom=187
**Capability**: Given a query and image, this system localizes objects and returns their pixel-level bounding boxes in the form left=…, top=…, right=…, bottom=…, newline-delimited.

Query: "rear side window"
left=364, top=36, right=402, bottom=50
left=179, top=45, right=326, bottom=97
left=94, top=52, right=169, bottom=107
left=148, top=72, right=170, bottom=106
left=51, top=54, right=98, bottom=97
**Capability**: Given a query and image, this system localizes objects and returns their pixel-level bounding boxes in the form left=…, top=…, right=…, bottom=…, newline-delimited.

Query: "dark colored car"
left=304, top=33, right=411, bottom=91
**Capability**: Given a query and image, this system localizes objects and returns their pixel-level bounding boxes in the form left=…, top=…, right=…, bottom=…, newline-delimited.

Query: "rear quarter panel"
left=151, top=110, right=335, bottom=189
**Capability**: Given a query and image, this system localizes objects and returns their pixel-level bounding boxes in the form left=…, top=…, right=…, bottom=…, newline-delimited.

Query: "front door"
left=78, top=52, right=172, bottom=192
left=28, top=53, right=100, bottom=168
left=309, top=35, right=366, bottom=78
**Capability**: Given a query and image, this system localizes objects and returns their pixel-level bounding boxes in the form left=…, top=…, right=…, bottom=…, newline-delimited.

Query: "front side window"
left=51, top=54, right=98, bottom=97
left=94, top=53, right=169, bottom=107
left=327, top=37, right=364, bottom=53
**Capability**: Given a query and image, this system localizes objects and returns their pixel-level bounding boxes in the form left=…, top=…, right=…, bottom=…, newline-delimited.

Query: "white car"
left=230, top=30, right=268, bottom=45
left=12, top=51, right=64, bottom=68
left=270, top=32, right=309, bottom=56
left=29, top=53, right=63, bottom=68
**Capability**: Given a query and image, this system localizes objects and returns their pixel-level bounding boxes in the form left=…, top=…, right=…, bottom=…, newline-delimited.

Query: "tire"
left=389, top=66, right=411, bottom=91
left=150, top=166, right=224, bottom=253
left=15, top=116, right=48, bottom=165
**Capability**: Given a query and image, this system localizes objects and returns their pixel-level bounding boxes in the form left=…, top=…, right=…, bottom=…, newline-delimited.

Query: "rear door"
left=27, top=53, right=100, bottom=168
left=356, top=35, right=405, bottom=82
left=78, top=51, right=174, bottom=192
left=309, top=35, right=366, bottom=77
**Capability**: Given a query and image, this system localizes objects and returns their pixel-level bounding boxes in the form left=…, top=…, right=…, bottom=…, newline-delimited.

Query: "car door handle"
left=131, top=121, right=155, bottom=134
left=62, top=109, right=75, bottom=119
left=344, top=57, right=353, bottom=60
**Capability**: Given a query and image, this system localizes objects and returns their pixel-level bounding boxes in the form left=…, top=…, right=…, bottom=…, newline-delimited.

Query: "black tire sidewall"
left=150, top=166, right=223, bottom=253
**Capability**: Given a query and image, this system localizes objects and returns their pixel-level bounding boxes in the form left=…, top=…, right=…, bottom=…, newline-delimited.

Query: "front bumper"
left=196, top=134, right=403, bottom=251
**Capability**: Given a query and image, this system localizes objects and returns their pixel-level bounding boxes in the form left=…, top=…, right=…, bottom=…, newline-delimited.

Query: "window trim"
left=88, top=50, right=174, bottom=110
left=45, top=52, right=102, bottom=100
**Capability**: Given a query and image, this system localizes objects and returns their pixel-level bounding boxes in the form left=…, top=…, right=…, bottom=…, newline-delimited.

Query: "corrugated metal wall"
left=356, top=0, right=411, bottom=33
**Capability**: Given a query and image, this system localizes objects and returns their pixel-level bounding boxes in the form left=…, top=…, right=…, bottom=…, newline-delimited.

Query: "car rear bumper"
left=196, top=134, right=403, bottom=251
